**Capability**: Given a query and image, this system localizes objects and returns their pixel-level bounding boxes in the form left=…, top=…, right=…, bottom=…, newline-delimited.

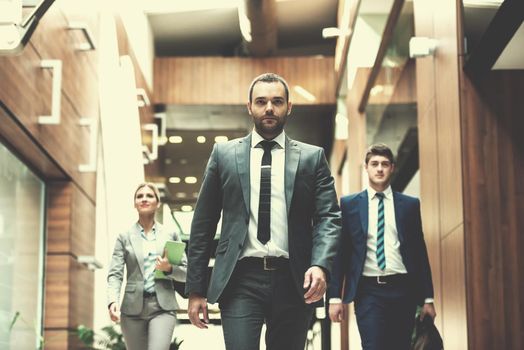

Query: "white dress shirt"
left=363, top=186, right=407, bottom=276
left=239, top=130, right=289, bottom=259
left=329, top=187, right=433, bottom=304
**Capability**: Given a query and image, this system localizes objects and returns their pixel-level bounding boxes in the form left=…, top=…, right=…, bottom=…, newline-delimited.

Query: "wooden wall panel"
left=46, top=184, right=73, bottom=253
left=413, top=0, right=467, bottom=348
left=417, top=100, right=443, bottom=330
left=44, top=255, right=71, bottom=329
left=154, top=56, right=336, bottom=105
left=0, top=3, right=98, bottom=202
left=44, top=182, right=96, bottom=349
left=459, top=69, right=524, bottom=349
left=46, top=183, right=96, bottom=258
left=441, top=225, right=468, bottom=350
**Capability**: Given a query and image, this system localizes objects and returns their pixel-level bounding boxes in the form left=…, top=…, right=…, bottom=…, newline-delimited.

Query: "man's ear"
left=287, top=101, right=293, bottom=115
left=247, top=102, right=252, bottom=115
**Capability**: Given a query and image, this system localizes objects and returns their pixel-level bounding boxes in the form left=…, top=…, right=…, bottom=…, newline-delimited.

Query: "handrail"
left=0, top=0, right=55, bottom=55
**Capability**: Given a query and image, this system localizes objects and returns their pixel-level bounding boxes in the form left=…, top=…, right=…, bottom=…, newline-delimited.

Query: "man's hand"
left=420, top=302, right=436, bottom=321
left=329, top=303, right=347, bottom=323
left=108, top=302, right=120, bottom=322
left=303, top=266, right=327, bottom=304
left=188, top=293, right=209, bottom=329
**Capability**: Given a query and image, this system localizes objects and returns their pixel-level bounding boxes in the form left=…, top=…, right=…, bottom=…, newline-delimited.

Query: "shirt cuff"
left=424, top=298, right=434, bottom=304
left=329, top=298, right=342, bottom=304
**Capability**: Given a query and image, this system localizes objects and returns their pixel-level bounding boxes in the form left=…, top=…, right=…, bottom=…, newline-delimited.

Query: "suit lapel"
left=393, top=192, right=405, bottom=244
left=129, top=224, right=145, bottom=276
left=358, top=190, right=369, bottom=237
left=236, top=134, right=251, bottom=215
left=285, top=137, right=300, bottom=216
left=155, top=224, right=167, bottom=256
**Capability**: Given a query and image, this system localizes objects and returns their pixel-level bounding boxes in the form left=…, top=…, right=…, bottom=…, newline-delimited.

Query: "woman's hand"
left=108, top=302, right=120, bottom=322
left=155, top=253, right=173, bottom=273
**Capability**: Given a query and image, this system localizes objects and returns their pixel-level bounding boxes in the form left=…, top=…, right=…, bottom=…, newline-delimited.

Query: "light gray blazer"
left=107, top=222, right=187, bottom=315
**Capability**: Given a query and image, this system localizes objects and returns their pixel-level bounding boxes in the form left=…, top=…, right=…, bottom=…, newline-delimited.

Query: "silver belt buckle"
left=376, top=276, right=387, bottom=285
left=264, top=257, right=277, bottom=271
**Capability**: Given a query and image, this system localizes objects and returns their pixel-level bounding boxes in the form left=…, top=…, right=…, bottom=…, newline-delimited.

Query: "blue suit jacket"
left=327, top=190, right=434, bottom=306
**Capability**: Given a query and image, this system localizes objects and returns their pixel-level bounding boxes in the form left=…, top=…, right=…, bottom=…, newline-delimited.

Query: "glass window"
left=0, top=142, right=45, bottom=349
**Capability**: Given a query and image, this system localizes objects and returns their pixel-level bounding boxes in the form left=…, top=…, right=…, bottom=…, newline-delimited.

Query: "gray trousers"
left=121, top=294, right=176, bottom=350
left=219, top=259, right=314, bottom=350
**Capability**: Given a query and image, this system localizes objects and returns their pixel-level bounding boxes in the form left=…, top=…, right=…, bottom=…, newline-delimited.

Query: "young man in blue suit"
left=328, top=144, right=436, bottom=350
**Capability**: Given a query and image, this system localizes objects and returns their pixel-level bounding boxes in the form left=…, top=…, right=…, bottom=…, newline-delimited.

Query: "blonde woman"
left=107, top=183, right=187, bottom=350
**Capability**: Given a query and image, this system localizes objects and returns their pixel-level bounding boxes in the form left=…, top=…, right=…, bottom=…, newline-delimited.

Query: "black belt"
left=143, top=291, right=157, bottom=298
left=361, top=274, right=408, bottom=285
left=240, top=256, right=289, bottom=271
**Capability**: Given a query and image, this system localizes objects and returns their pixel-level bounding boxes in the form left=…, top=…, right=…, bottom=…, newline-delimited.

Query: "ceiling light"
left=293, top=86, right=316, bottom=102
left=169, top=136, right=183, bottom=144
left=322, top=27, right=352, bottom=39
left=143, top=0, right=239, bottom=14
left=175, top=192, right=187, bottom=198
left=180, top=159, right=188, bottom=165
left=197, top=136, right=206, bottom=143
left=462, top=0, right=504, bottom=8
left=193, top=192, right=199, bottom=198
left=165, top=158, right=172, bottom=165
left=185, top=176, right=197, bottom=184
left=168, top=177, right=181, bottom=184
left=215, top=136, right=229, bottom=143
left=370, top=85, right=384, bottom=96
left=181, top=205, right=193, bottom=212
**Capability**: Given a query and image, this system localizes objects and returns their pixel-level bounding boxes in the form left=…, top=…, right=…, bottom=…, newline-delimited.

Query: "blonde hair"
left=134, top=182, right=161, bottom=202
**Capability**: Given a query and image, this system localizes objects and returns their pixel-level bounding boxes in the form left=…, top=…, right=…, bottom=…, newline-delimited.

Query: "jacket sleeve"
left=185, top=143, right=223, bottom=296
left=327, top=197, right=350, bottom=300
left=310, top=148, right=342, bottom=281
left=413, top=199, right=434, bottom=303
left=107, top=233, right=126, bottom=307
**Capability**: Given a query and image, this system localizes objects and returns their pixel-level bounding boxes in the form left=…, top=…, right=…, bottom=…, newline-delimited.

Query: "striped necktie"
left=375, top=192, right=386, bottom=270
left=257, top=140, right=276, bottom=244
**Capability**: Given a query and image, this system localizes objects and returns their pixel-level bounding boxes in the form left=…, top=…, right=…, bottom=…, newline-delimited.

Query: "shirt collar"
left=251, top=129, right=286, bottom=150
left=138, top=223, right=157, bottom=241
left=367, top=185, right=393, bottom=200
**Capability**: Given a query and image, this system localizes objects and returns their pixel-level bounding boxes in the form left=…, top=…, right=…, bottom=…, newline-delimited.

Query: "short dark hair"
left=248, top=73, right=290, bottom=103
left=365, top=143, right=395, bottom=164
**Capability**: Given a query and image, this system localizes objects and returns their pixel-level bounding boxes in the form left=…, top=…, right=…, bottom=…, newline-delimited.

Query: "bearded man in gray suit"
left=185, top=73, right=341, bottom=350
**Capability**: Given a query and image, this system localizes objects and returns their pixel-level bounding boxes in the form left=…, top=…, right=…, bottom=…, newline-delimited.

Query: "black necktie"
left=257, top=140, right=276, bottom=244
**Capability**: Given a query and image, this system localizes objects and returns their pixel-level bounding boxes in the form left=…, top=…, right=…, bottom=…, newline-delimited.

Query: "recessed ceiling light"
left=169, top=136, right=183, bottom=143
left=165, top=158, right=172, bottom=165
left=215, top=136, right=229, bottom=143
left=168, top=177, right=181, bottom=184
left=193, top=192, right=199, bottom=198
left=175, top=192, right=187, bottom=198
left=185, top=176, right=197, bottom=184
left=197, top=136, right=206, bottom=143
left=293, top=85, right=316, bottom=102
left=180, top=159, right=188, bottom=165
left=181, top=205, right=193, bottom=212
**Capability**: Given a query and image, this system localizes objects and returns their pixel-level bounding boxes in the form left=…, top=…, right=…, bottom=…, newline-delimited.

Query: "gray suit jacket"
left=186, top=134, right=341, bottom=304
left=107, top=222, right=187, bottom=315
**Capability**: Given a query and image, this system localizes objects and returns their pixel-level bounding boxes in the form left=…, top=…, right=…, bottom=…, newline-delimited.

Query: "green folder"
left=154, top=240, right=186, bottom=280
